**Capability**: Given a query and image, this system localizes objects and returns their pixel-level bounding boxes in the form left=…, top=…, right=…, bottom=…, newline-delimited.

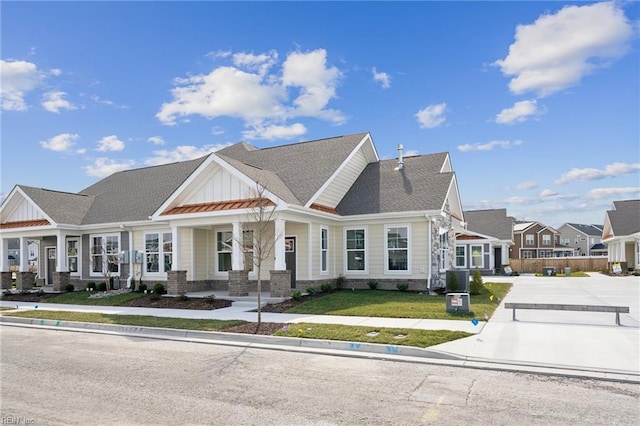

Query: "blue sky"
left=1, top=1, right=638, bottom=229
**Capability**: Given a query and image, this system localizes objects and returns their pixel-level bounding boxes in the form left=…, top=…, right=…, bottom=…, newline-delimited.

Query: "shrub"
left=86, top=282, right=96, bottom=291
left=396, top=282, right=409, bottom=292
left=65, top=284, right=75, bottom=293
left=320, top=282, right=333, bottom=293
left=306, top=287, right=316, bottom=295
left=446, top=270, right=458, bottom=293
left=335, top=275, right=345, bottom=290
left=97, top=282, right=107, bottom=292
left=149, top=292, right=161, bottom=301
left=204, top=295, right=217, bottom=305
left=177, top=292, right=188, bottom=301
left=129, top=278, right=136, bottom=292
left=470, top=268, right=484, bottom=295
left=291, top=290, right=302, bottom=300
left=138, top=283, right=148, bottom=293
left=153, top=283, right=165, bottom=295
left=368, top=280, right=378, bottom=290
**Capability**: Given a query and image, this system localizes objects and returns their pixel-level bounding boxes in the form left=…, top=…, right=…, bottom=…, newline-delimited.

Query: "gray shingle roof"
left=565, top=223, right=603, bottom=236
left=217, top=133, right=368, bottom=205
left=79, top=156, right=208, bottom=224
left=336, top=153, right=452, bottom=215
left=19, top=186, right=94, bottom=225
left=463, top=209, right=514, bottom=240
left=608, top=199, right=640, bottom=236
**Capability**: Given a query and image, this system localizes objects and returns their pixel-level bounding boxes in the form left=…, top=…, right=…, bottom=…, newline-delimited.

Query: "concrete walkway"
left=2, top=273, right=639, bottom=382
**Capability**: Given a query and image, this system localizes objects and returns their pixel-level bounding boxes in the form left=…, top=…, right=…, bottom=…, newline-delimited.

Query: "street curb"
left=2, top=316, right=638, bottom=384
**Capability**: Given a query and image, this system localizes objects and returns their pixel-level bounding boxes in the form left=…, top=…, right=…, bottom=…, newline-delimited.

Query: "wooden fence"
left=508, top=257, right=608, bottom=274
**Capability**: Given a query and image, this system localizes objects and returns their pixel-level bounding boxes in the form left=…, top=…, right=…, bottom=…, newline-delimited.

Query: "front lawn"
left=285, top=282, right=512, bottom=320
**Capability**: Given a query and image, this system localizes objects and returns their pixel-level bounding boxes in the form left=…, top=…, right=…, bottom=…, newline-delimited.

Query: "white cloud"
left=96, top=135, right=125, bottom=152
left=457, top=139, right=523, bottom=152
left=148, top=136, right=165, bottom=145
left=0, top=59, right=42, bottom=111
left=516, top=181, right=538, bottom=190
left=242, top=123, right=307, bottom=141
left=157, top=49, right=344, bottom=138
left=144, top=144, right=231, bottom=166
left=83, top=158, right=136, bottom=178
left=415, top=103, right=447, bottom=129
left=90, top=95, right=128, bottom=109
left=555, top=162, right=640, bottom=184
left=586, top=187, right=640, bottom=199
left=40, top=133, right=79, bottom=152
left=49, top=68, right=62, bottom=76
left=494, top=2, right=633, bottom=97
left=372, top=67, right=391, bottom=89
left=495, top=99, right=540, bottom=124
left=42, top=91, right=76, bottom=113
left=539, top=189, right=559, bottom=198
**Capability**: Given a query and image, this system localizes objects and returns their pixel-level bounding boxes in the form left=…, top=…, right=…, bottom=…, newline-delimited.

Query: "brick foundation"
left=269, top=270, right=291, bottom=297
left=166, top=270, right=187, bottom=295
left=1, top=272, right=12, bottom=290
left=228, top=270, right=250, bottom=296
left=16, top=272, right=36, bottom=291
left=52, top=272, right=71, bottom=292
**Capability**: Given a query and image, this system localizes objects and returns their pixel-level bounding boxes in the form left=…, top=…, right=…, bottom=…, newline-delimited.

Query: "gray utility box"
left=445, top=269, right=470, bottom=293
left=543, top=267, right=556, bottom=276
left=446, top=292, right=470, bottom=313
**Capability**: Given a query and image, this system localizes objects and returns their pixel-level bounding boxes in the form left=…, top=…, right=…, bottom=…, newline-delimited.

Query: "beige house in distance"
left=0, top=132, right=466, bottom=295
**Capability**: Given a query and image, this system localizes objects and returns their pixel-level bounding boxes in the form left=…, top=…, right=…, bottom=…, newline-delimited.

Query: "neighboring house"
left=556, top=223, right=607, bottom=257
left=602, top=199, right=640, bottom=273
left=455, top=209, right=514, bottom=274
left=0, top=132, right=466, bottom=294
left=511, top=221, right=561, bottom=259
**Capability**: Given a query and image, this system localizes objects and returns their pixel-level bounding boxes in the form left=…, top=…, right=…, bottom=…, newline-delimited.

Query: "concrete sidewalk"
left=2, top=273, right=639, bottom=382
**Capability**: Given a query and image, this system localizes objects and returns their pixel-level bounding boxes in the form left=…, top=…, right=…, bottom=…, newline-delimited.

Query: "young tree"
left=91, top=238, right=119, bottom=291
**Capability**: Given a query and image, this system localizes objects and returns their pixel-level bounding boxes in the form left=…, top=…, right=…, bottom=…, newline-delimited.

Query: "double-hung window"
left=542, top=235, right=551, bottom=246
left=145, top=232, right=172, bottom=274
left=455, top=246, right=466, bottom=268
left=217, top=231, right=233, bottom=272
left=471, top=245, right=483, bottom=268
left=320, top=228, right=328, bottom=274
left=439, top=231, right=449, bottom=271
left=345, top=228, right=366, bottom=272
left=90, top=234, right=119, bottom=276
left=385, top=225, right=409, bottom=273
left=525, top=235, right=534, bottom=245
left=67, top=239, right=79, bottom=274
left=243, top=230, right=254, bottom=272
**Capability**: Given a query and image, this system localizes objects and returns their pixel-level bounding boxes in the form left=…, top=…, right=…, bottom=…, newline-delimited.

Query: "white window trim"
left=67, top=238, right=81, bottom=276
left=344, top=226, right=368, bottom=275
left=470, top=244, right=484, bottom=269
left=320, top=227, right=329, bottom=275
left=384, top=224, right=411, bottom=275
left=455, top=245, right=467, bottom=269
left=542, top=235, right=551, bottom=246
left=243, top=229, right=256, bottom=277
left=89, top=233, right=120, bottom=278
left=215, top=229, right=233, bottom=276
left=525, top=234, right=534, bottom=245
left=143, top=231, right=173, bottom=276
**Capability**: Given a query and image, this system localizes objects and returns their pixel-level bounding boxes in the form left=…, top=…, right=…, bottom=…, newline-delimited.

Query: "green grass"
left=0, top=306, right=15, bottom=311
left=286, top=282, right=512, bottom=321
left=42, top=291, right=147, bottom=306
left=4, top=310, right=244, bottom=331
left=275, top=323, right=472, bottom=348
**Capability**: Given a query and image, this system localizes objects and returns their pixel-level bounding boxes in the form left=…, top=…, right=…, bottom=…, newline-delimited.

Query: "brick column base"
left=1, top=272, right=13, bottom=290
left=269, top=270, right=291, bottom=297
left=167, top=270, right=187, bottom=295
left=228, top=270, right=250, bottom=296
left=16, top=272, right=36, bottom=291
left=53, top=272, right=71, bottom=292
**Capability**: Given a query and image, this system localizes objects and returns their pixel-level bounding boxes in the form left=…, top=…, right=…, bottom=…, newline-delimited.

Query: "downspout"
left=426, top=214, right=432, bottom=291
left=121, top=224, right=134, bottom=289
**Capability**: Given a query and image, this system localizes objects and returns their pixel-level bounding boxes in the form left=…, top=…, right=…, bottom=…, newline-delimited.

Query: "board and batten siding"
left=4, top=197, right=45, bottom=222
left=182, top=163, right=253, bottom=205
left=314, top=148, right=370, bottom=208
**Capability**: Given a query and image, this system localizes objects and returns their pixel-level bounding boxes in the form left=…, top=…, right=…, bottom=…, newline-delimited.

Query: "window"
left=471, top=245, right=483, bottom=268
left=386, top=225, right=409, bottom=272
left=346, top=228, right=366, bottom=272
left=523, top=250, right=532, bottom=259
left=455, top=246, right=466, bottom=268
left=145, top=232, right=172, bottom=273
left=90, top=234, right=119, bottom=276
left=243, top=230, right=254, bottom=272
left=539, top=251, right=546, bottom=258
left=525, top=234, right=534, bottom=245
left=439, top=231, right=449, bottom=271
left=542, top=235, right=551, bottom=245
left=217, top=231, right=233, bottom=272
left=320, top=227, right=328, bottom=273
left=67, top=239, right=79, bottom=274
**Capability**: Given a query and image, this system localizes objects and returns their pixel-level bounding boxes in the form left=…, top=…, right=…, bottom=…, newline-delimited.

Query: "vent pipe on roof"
left=395, top=144, right=404, bottom=171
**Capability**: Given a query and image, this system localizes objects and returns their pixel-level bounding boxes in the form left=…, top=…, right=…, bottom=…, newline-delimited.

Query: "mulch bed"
left=0, top=292, right=60, bottom=302
left=119, top=295, right=233, bottom=310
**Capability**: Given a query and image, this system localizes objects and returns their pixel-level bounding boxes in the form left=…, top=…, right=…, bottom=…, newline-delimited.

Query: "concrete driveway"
left=430, top=273, right=640, bottom=376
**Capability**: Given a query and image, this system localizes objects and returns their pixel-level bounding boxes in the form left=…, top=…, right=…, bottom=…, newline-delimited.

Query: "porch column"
left=232, top=221, right=243, bottom=270
left=56, top=231, right=68, bottom=272
left=0, top=238, right=7, bottom=272
left=274, top=219, right=286, bottom=270
left=19, top=237, right=29, bottom=272
left=171, top=226, right=182, bottom=270
left=502, top=243, right=510, bottom=266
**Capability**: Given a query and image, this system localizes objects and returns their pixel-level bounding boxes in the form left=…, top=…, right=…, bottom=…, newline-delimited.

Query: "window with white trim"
left=455, top=246, right=466, bottom=268
left=320, top=227, right=328, bottom=273
left=67, top=239, right=79, bottom=274
left=90, top=234, right=119, bottom=276
left=385, top=225, right=409, bottom=272
left=145, top=232, right=172, bottom=274
left=539, top=251, right=546, bottom=258
left=242, top=230, right=254, bottom=272
left=525, top=234, right=534, bottom=245
left=542, top=234, right=551, bottom=245
left=439, top=231, right=449, bottom=271
left=217, top=231, right=233, bottom=272
left=345, top=228, right=366, bottom=272
left=471, top=245, right=483, bottom=268
left=523, top=250, right=532, bottom=259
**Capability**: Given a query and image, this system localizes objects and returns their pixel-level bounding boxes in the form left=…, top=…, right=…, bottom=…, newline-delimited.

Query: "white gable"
left=0, top=191, right=46, bottom=224
left=180, top=162, right=253, bottom=205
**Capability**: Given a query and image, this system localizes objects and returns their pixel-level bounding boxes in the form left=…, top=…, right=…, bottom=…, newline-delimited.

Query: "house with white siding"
left=0, top=132, right=465, bottom=295
left=602, top=199, right=640, bottom=274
